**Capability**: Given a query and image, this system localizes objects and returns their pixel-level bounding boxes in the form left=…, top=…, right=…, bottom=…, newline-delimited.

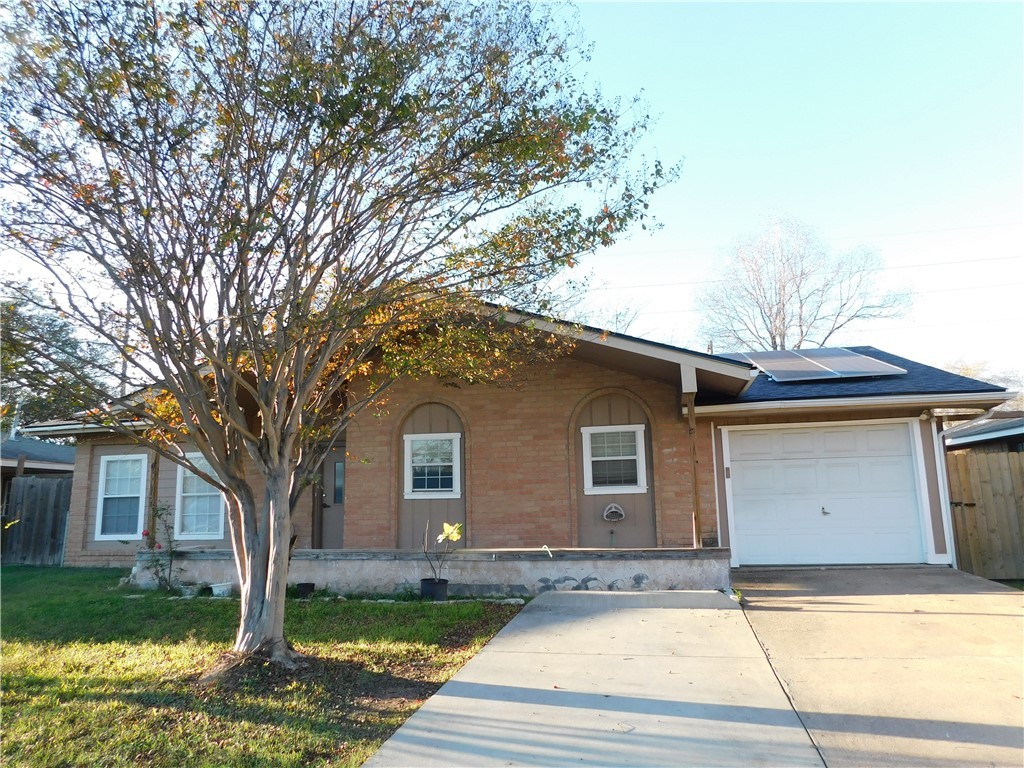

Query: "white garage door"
left=727, top=422, right=925, bottom=565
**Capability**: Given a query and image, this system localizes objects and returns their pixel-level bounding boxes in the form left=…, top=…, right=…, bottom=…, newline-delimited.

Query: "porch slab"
left=131, top=548, right=731, bottom=595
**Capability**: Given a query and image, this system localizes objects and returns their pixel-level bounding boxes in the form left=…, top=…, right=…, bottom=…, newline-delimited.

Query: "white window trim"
left=404, top=432, right=462, bottom=500
left=581, top=424, right=648, bottom=495
left=174, top=453, right=226, bottom=540
left=94, top=454, right=148, bottom=541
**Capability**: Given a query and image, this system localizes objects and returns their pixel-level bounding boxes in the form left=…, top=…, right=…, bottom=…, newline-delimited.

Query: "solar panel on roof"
left=732, top=348, right=907, bottom=383
left=797, top=348, right=907, bottom=378
left=740, top=350, right=839, bottom=381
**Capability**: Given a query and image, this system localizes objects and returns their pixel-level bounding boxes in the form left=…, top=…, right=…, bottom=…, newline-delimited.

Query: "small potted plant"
left=421, top=521, right=463, bottom=601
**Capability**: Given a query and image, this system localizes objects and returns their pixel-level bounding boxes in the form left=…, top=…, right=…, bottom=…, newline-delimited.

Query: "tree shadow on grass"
left=6, top=653, right=436, bottom=762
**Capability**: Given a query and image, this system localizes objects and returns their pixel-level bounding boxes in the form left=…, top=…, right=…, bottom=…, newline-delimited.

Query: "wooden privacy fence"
left=947, top=452, right=1024, bottom=580
left=1, top=475, right=73, bottom=566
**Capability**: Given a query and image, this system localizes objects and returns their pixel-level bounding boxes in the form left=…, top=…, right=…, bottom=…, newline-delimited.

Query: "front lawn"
left=0, top=567, right=520, bottom=767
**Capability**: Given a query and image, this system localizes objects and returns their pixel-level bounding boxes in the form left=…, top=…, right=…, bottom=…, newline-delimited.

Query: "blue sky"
left=565, top=1, right=1022, bottom=383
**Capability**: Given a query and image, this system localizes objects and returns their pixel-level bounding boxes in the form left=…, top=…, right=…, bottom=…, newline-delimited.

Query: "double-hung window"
left=404, top=432, right=461, bottom=499
left=95, top=455, right=148, bottom=540
left=175, top=453, right=225, bottom=539
left=581, top=425, right=648, bottom=495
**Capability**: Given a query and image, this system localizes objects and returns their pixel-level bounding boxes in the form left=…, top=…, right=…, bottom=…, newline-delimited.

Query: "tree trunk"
left=232, top=466, right=297, bottom=664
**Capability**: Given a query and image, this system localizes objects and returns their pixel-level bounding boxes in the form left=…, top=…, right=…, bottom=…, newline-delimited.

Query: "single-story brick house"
left=25, top=323, right=1011, bottom=594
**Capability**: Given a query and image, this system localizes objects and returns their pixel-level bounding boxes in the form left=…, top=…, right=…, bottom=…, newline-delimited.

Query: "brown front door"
left=320, top=442, right=345, bottom=548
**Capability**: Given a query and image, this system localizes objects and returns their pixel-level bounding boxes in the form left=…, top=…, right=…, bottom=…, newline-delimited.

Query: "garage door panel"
left=781, top=463, right=819, bottom=492
left=732, top=432, right=774, bottom=459
left=823, top=461, right=861, bottom=489
left=822, top=428, right=860, bottom=454
left=866, top=425, right=912, bottom=454
left=735, top=497, right=823, bottom=530
left=732, top=462, right=779, bottom=492
left=780, top=431, right=816, bottom=456
left=866, top=458, right=915, bottom=490
left=873, top=531, right=924, bottom=560
left=733, top=498, right=778, bottom=531
left=729, top=423, right=925, bottom=566
left=869, top=494, right=921, bottom=527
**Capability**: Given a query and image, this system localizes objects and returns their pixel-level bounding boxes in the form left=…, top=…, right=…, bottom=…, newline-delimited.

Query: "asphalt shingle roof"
left=0, top=435, right=76, bottom=465
left=699, top=346, right=1007, bottom=405
left=945, top=415, right=1024, bottom=443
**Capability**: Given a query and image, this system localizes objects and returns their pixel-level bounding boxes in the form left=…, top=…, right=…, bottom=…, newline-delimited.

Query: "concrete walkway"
left=364, top=590, right=823, bottom=767
left=734, top=567, right=1024, bottom=768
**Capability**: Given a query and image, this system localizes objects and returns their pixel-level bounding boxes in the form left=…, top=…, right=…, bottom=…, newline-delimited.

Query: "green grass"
left=1, top=567, right=520, bottom=767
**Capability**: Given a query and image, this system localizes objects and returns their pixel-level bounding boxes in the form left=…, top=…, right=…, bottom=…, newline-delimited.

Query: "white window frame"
left=404, top=432, right=462, bottom=500
left=581, top=424, right=648, bottom=495
left=174, top=453, right=226, bottom=540
left=94, top=454, right=148, bottom=541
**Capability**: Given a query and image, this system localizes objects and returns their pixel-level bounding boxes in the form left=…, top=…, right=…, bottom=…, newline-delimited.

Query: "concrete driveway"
left=733, top=566, right=1024, bottom=768
left=365, top=568, right=1023, bottom=767
left=365, top=590, right=823, bottom=767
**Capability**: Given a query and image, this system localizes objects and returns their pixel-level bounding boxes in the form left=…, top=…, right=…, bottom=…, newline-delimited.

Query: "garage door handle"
left=821, top=506, right=830, bottom=515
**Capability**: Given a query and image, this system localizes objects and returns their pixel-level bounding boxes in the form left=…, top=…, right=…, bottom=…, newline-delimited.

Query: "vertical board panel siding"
left=947, top=452, right=1024, bottom=580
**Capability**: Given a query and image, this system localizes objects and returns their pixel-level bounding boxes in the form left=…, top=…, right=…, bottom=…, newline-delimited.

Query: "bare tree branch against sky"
left=569, top=1, right=1021, bottom=383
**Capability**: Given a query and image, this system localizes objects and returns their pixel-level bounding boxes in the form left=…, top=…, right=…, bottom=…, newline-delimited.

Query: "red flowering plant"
left=138, top=504, right=179, bottom=590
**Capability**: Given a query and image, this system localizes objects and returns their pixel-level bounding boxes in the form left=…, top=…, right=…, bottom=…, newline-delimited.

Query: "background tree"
left=948, top=362, right=1023, bottom=410
left=0, top=0, right=667, bottom=664
left=696, top=217, right=907, bottom=352
left=1, top=289, right=114, bottom=434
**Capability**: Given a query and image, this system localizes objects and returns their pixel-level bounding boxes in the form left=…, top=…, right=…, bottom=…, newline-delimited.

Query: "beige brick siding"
left=341, top=356, right=710, bottom=549
left=64, top=354, right=723, bottom=565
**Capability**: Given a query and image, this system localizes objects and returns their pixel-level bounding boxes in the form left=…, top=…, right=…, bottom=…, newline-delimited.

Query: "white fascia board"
left=696, top=391, right=1013, bottom=416
left=501, top=310, right=755, bottom=381
left=20, top=421, right=145, bottom=438
left=946, top=424, right=1024, bottom=447
left=0, top=459, right=76, bottom=471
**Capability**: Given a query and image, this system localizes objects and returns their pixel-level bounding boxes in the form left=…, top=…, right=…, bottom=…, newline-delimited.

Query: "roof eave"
left=945, top=424, right=1024, bottom=447
left=695, top=390, right=1013, bottom=416
left=20, top=421, right=143, bottom=438
left=498, top=310, right=756, bottom=395
left=0, top=459, right=76, bottom=471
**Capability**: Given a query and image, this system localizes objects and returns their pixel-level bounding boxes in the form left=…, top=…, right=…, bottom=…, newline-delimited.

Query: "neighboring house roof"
left=0, top=434, right=76, bottom=471
left=944, top=413, right=1024, bottom=449
left=697, top=346, right=1010, bottom=412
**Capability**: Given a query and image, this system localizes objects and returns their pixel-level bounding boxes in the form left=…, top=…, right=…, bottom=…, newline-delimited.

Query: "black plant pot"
left=296, top=582, right=315, bottom=599
left=420, top=578, right=449, bottom=601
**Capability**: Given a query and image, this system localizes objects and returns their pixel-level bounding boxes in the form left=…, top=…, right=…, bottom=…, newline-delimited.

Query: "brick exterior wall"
left=62, top=354, right=715, bottom=565
left=340, top=355, right=712, bottom=549
left=59, top=359, right=952, bottom=567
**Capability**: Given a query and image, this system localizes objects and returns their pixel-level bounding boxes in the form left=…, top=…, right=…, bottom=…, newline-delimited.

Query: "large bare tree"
left=696, top=217, right=907, bottom=352
left=0, top=0, right=668, bottom=663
